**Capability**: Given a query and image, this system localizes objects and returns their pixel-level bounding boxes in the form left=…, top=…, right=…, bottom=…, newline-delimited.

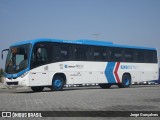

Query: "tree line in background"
left=0, top=68, right=4, bottom=82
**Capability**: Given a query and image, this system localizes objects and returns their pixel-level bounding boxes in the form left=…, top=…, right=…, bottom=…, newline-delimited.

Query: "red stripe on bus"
left=114, top=62, right=120, bottom=83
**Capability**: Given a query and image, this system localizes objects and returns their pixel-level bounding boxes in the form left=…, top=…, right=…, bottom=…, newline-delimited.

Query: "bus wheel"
left=99, top=84, right=111, bottom=89
left=31, top=86, right=44, bottom=92
left=51, top=76, right=64, bottom=91
left=118, top=74, right=131, bottom=88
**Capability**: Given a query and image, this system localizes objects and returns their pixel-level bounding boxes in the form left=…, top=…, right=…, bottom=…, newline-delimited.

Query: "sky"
left=0, top=0, right=160, bottom=68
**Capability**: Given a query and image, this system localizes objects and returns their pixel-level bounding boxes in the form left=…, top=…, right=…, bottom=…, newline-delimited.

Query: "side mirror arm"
left=1, top=49, right=9, bottom=59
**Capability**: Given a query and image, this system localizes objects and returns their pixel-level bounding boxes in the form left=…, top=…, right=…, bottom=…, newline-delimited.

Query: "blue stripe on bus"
left=11, top=38, right=156, bottom=50
left=5, top=68, right=29, bottom=79
left=105, top=62, right=116, bottom=83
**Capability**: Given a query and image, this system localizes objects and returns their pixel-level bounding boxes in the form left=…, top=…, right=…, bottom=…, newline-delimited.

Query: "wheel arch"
left=122, top=72, right=132, bottom=82
left=53, top=73, right=67, bottom=85
left=118, top=72, right=132, bottom=88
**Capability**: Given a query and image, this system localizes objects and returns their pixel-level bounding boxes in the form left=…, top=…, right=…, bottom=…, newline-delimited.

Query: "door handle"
left=31, top=73, right=36, bottom=74
left=42, top=73, right=46, bottom=74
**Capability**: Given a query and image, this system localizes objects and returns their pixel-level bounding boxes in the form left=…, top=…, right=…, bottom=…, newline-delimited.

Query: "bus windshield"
left=5, top=44, right=31, bottom=74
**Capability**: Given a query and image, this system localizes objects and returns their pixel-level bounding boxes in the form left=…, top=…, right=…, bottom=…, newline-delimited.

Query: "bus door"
left=29, top=44, right=49, bottom=86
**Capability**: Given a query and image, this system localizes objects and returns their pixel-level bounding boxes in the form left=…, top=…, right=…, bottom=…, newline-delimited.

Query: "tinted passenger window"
left=74, top=45, right=87, bottom=61
left=111, top=48, right=122, bottom=62
left=124, top=49, right=134, bottom=62
left=93, top=47, right=103, bottom=61
left=60, top=44, right=72, bottom=60
left=86, top=46, right=93, bottom=61
left=31, top=43, right=49, bottom=69
left=152, top=50, right=158, bottom=63
left=52, top=43, right=72, bottom=61
left=144, top=50, right=157, bottom=63
left=134, top=50, right=144, bottom=63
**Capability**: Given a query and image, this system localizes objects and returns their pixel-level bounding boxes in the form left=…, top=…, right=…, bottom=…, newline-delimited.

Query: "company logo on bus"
left=64, top=65, right=76, bottom=68
left=120, top=65, right=137, bottom=69
left=62, top=64, right=84, bottom=69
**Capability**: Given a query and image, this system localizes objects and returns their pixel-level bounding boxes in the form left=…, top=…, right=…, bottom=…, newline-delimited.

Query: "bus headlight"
left=20, top=72, right=28, bottom=78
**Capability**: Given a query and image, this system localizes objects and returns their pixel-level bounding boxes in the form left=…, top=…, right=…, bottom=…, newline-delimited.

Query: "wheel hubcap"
left=124, top=78, right=129, bottom=86
left=54, top=79, right=62, bottom=88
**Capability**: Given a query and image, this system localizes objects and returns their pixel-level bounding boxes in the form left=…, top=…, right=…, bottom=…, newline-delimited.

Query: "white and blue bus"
left=1, top=38, right=159, bottom=92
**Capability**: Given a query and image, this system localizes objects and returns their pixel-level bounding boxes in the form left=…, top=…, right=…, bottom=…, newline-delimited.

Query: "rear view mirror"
left=1, top=49, right=9, bottom=59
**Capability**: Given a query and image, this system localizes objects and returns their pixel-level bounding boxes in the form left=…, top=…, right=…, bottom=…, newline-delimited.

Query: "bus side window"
left=145, top=50, right=158, bottom=63
left=144, top=50, right=149, bottom=63
left=31, top=44, right=48, bottom=69
left=152, top=50, right=158, bottom=63
left=37, top=48, right=48, bottom=63
left=111, top=48, right=122, bottom=62
left=134, top=50, right=144, bottom=63
left=52, top=45, right=61, bottom=62
left=93, top=47, right=103, bottom=61
left=124, top=49, right=134, bottom=62
left=86, top=46, right=93, bottom=61
left=74, top=45, right=87, bottom=61
left=102, top=47, right=111, bottom=61
left=59, top=44, right=71, bottom=61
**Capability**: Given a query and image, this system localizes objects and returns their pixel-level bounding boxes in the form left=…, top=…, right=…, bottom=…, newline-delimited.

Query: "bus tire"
left=31, top=86, right=44, bottom=92
left=118, top=74, right=131, bottom=88
left=51, top=76, right=64, bottom=91
left=99, top=84, right=111, bottom=89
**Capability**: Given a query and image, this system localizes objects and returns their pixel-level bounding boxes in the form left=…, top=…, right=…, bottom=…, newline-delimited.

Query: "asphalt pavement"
left=0, top=83, right=160, bottom=120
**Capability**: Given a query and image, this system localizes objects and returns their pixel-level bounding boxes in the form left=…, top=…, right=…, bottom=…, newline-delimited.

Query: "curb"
left=0, top=83, right=7, bottom=89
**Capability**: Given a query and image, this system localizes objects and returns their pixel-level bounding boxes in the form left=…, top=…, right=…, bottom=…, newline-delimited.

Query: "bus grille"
left=7, top=82, right=18, bottom=85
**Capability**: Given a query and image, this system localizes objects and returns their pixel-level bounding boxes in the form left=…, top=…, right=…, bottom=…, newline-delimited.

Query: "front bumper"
left=4, top=74, right=29, bottom=88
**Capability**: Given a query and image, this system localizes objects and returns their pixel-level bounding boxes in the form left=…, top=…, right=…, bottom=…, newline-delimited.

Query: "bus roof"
left=11, top=38, right=156, bottom=50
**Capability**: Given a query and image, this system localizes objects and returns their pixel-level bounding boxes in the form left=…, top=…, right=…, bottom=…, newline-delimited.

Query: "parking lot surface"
left=0, top=84, right=160, bottom=119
